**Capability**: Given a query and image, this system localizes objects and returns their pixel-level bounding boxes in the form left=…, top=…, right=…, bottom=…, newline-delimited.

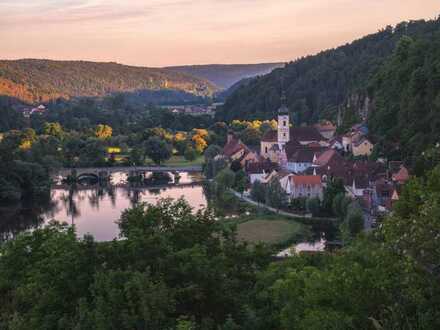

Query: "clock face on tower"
left=278, top=114, right=290, bottom=145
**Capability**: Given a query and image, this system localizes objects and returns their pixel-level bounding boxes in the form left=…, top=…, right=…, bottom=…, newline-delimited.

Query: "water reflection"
left=0, top=199, right=54, bottom=243
left=47, top=171, right=206, bottom=241
left=0, top=171, right=207, bottom=242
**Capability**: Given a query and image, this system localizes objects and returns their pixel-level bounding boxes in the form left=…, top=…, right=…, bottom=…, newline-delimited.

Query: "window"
left=265, top=147, right=268, bottom=153
left=283, top=120, right=287, bottom=127
left=283, top=133, right=286, bottom=137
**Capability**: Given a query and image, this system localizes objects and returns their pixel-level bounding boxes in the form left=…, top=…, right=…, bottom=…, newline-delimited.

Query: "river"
left=0, top=170, right=333, bottom=253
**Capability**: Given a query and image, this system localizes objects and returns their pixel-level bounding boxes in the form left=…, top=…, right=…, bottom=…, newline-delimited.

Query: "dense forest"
left=0, top=59, right=217, bottom=105
left=368, top=34, right=440, bottom=164
left=218, top=18, right=440, bottom=127
left=165, top=63, right=284, bottom=89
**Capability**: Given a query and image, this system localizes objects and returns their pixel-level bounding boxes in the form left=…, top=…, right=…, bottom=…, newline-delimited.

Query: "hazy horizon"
left=1, top=0, right=439, bottom=67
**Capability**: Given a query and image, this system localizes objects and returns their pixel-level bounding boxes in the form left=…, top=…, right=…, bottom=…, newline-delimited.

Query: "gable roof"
left=288, top=149, right=316, bottom=163
left=223, top=136, right=250, bottom=158
left=291, top=175, right=322, bottom=186
left=392, top=166, right=409, bottom=183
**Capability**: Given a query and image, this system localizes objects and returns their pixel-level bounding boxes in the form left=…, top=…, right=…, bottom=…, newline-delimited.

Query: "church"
left=260, top=95, right=328, bottom=171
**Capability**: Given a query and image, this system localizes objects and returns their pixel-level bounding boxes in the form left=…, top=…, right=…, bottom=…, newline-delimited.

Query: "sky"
left=1, top=0, right=439, bottom=67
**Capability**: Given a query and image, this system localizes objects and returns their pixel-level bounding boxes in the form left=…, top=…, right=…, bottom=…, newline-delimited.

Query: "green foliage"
left=219, top=18, right=440, bottom=127
left=345, top=202, right=364, bottom=236
left=215, top=168, right=235, bottom=193
left=322, top=178, right=346, bottom=216
left=145, top=136, right=172, bottom=165
left=233, top=169, right=248, bottom=194
left=265, top=179, right=287, bottom=210
left=43, top=122, right=64, bottom=139
left=306, top=197, right=321, bottom=217
left=250, top=181, right=266, bottom=204
left=0, top=199, right=272, bottom=329
left=369, top=32, right=440, bottom=162
left=183, top=146, right=197, bottom=161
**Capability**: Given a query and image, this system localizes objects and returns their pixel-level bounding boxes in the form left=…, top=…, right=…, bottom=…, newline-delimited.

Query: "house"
left=329, top=136, right=344, bottom=150
left=314, top=121, right=336, bottom=139
left=285, top=148, right=317, bottom=173
left=246, top=161, right=276, bottom=184
left=352, top=137, right=374, bottom=157
left=288, top=175, right=323, bottom=200
left=391, top=165, right=409, bottom=184
left=373, top=178, right=395, bottom=210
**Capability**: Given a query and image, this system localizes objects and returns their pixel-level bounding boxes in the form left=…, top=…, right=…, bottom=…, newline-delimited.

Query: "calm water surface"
left=45, top=171, right=207, bottom=241
left=0, top=171, right=207, bottom=242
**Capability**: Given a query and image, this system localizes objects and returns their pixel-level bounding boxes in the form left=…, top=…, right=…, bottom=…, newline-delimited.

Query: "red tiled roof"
left=291, top=175, right=322, bottom=186
left=314, top=149, right=339, bottom=166
left=223, top=136, right=249, bottom=158
left=392, top=166, right=409, bottom=183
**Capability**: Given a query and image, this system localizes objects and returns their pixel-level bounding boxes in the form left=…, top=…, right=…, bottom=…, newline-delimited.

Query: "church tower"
left=277, top=91, right=290, bottom=147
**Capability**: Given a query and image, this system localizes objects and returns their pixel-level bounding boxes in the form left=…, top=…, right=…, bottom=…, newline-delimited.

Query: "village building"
left=223, top=133, right=261, bottom=167
left=284, top=175, right=323, bottom=199
left=314, top=121, right=336, bottom=139
left=391, top=164, right=410, bottom=184
left=260, top=95, right=327, bottom=165
left=352, top=137, right=374, bottom=157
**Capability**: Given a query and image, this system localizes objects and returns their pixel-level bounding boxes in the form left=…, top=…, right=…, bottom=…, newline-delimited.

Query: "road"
left=229, top=190, right=336, bottom=223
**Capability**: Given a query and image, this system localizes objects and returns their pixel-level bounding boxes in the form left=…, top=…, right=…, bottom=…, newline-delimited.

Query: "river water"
left=0, top=170, right=332, bottom=253
left=0, top=171, right=207, bottom=242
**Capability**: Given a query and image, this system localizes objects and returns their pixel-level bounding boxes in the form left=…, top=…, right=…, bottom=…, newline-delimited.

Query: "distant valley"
left=164, top=63, right=284, bottom=89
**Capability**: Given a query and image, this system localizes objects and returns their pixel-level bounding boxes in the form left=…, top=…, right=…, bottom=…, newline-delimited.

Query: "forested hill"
left=0, top=59, right=217, bottom=105
left=368, top=33, right=440, bottom=164
left=217, top=18, right=440, bottom=124
left=165, top=63, right=284, bottom=89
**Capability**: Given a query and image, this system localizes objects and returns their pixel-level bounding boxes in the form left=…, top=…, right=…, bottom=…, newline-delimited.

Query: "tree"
left=145, top=137, right=172, bottom=165
left=265, top=179, right=287, bottom=211
left=240, top=127, right=262, bottom=146
left=322, top=178, right=345, bottom=216
left=306, top=197, right=321, bottom=217
left=95, top=124, right=113, bottom=140
left=43, top=122, right=64, bottom=139
left=332, top=193, right=351, bottom=221
left=184, top=146, right=197, bottom=162
left=250, top=181, right=266, bottom=203
left=204, top=144, right=222, bottom=161
left=215, top=168, right=235, bottom=192
left=230, top=159, right=242, bottom=172
left=345, top=202, right=364, bottom=236
left=234, top=170, right=248, bottom=194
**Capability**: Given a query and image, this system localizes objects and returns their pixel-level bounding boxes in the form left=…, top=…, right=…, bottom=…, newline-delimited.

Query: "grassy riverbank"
left=222, top=213, right=311, bottom=248
left=145, top=155, right=204, bottom=167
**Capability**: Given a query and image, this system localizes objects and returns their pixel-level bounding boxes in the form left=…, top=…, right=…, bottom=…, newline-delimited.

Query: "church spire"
left=277, top=75, right=290, bottom=145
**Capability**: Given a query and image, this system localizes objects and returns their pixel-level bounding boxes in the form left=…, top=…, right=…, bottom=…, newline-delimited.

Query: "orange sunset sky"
left=1, top=0, right=439, bottom=67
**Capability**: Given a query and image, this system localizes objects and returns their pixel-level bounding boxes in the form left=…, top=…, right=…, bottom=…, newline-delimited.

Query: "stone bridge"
left=55, top=165, right=203, bottom=179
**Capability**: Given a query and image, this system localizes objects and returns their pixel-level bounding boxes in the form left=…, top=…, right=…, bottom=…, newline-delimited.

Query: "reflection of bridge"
left=55, top=166, right=203, bottom=178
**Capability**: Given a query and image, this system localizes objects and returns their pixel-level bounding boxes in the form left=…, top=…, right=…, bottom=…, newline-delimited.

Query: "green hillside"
left=0, top=59, right=217, bottom=105
left=165, top=63, right=284, bottom=89
left=218, top=18, right=440, bottom=126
